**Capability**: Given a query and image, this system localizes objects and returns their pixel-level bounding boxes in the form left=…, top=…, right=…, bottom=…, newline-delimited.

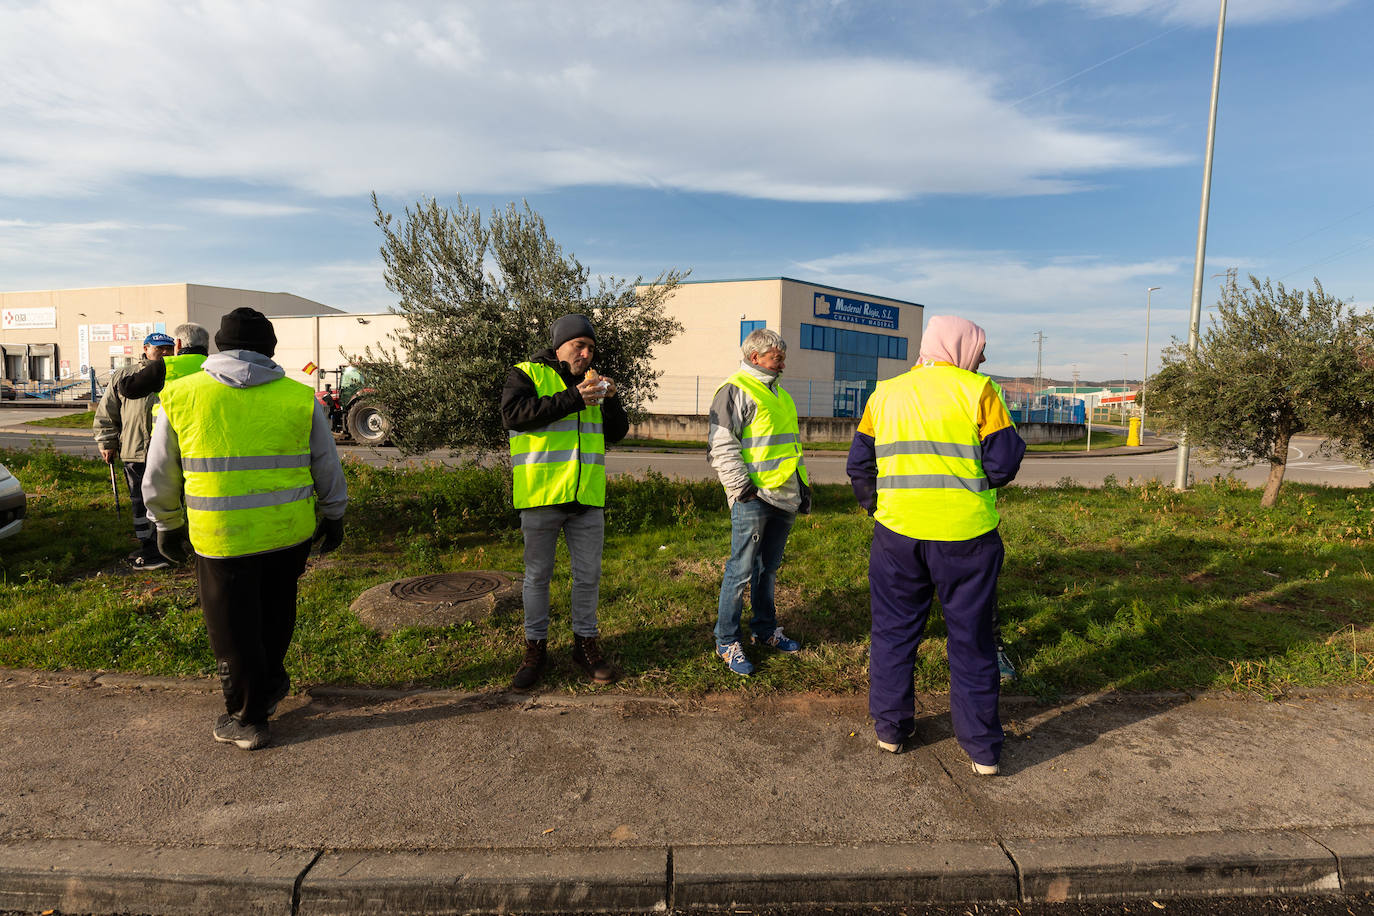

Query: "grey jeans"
left=519, top=505, right=604, bottom=640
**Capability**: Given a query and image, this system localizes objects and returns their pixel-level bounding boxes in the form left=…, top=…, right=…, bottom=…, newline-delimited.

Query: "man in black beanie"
left=144, top=307, right=348, bottom=750
left=500, top=312, right=628, bottom=688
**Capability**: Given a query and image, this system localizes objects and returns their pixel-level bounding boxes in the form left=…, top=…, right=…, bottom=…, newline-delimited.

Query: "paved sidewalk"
left=1, top=668, right=1371, bottom=914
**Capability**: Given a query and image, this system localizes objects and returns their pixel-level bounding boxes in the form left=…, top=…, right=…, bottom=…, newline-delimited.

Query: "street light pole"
left=1175, top=0, right=1227, bottom=490
left=1141, top=286, right=1161, bottom=438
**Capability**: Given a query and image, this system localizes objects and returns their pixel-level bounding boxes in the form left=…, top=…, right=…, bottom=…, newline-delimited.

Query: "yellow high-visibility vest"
left=163, top=353, right=206, bottom=383
left=158, top=371, right=317, bottom=558
left=719, top=370, right=809, bottom=489
left=868, top=364, right=1002, bottom=541
left=508, top=362, right=605, bottom=509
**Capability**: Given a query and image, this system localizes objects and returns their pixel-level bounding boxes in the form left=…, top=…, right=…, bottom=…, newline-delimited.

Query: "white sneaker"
left=971, top=760, right=1000, bottom=776
left=877, top=739, right=904, bottom=754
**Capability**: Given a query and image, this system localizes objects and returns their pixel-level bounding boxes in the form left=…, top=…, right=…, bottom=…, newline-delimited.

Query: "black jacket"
left=500, top=348, right=629, bottom=442
left=115, top=347, right=210, bottom=400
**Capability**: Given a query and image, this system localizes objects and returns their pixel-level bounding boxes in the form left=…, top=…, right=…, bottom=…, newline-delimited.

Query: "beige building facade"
left=0, top=284, right=404, bottom=392
left=4, top=278, right=919, bottom=417
left=647, top=277, right=923, bottom=417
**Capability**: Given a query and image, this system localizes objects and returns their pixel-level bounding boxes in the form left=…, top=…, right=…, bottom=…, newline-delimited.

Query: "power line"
left=1012, top=25, right=1187, bottom=108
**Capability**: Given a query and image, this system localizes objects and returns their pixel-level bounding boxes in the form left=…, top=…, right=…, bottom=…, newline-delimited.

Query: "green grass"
left=1, top=443, right=1371, bottom=699
left=1026, top=432, right=1131, bottom=452
left=24, top=409, right=95, bottom=429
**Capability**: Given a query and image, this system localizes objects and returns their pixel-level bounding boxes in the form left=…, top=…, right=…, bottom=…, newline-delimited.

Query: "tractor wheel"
left=346, top=400, right=390, bottom=446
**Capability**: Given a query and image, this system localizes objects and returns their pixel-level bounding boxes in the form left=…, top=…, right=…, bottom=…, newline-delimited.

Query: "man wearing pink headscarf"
left=846, top=315, right=1025, bottom=775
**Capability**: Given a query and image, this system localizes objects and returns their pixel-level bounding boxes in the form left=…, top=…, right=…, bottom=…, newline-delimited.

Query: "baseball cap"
left=143, top=332, right=175, bottom=347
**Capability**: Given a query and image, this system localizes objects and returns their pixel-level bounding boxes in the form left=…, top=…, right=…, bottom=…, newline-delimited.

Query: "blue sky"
left=2, top=0, right=1370, bottom=382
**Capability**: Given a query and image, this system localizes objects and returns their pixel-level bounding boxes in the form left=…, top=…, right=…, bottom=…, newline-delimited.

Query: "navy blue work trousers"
left=869, top=523, right=1004, bottom=766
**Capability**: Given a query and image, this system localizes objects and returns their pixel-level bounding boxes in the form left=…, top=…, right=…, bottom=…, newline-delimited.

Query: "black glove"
left=156, top=525, right=194, bottom=565
left=736, top=483, right=758, bottom=503
left=313, top=516, right=344, bottom=554
left=799, top=481, right=812, bottom=516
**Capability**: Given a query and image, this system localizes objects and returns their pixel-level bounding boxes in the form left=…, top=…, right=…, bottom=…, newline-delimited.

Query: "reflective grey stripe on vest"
left=580, top=452, right=605, bottom=467
left=874, top=440, right=982, bottom=461
left=511, top=448, right=578, bottom=466
left=508, top=417, right=601, bottom=439
left=744, top=455, right=795, bottom=474
left=877, top=474, right=991, bottom=492
left=183, top=454, right=311, bottom=472
left=186, top=485, right=316, bottom=511
left=741, top=432, right=799, bottom=449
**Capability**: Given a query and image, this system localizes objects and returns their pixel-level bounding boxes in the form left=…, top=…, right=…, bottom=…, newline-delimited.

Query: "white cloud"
left=792, top=245, right=1196, bottom=379
left=1058, top=0, right=1352, bottom=26
left=0, top=218, right=176, bottom=285
left=0, top=0, right=1183, bottom=203
left=187, top=199, right=316, bottom=218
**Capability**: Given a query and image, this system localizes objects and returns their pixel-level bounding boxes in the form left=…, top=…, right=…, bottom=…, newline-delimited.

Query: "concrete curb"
left=671, top=841, right=1017, bottom=908
left=0, top=839, right=317, bottom=916
left=2, top=830, right=1371, bottom=915
left=1005, top=830, right=1342, bottom=904
left=298, top=847, right=668, bottom=915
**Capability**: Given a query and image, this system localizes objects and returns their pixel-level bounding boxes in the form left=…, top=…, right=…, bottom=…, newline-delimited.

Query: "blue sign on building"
left=813, top=293, right=899, bottom=330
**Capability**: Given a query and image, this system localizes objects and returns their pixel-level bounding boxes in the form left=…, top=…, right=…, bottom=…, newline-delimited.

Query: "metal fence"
left=5, top=370, right=105, bottom=403
left=646, top=375, right=873, bottom=418
left=1003, top=393, right=1086, bottom=426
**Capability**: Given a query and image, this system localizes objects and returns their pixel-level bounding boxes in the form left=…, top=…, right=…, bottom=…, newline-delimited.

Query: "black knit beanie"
left=551, top=313, right=596, bottom=350
left=215, top=307, right=277, bottom=357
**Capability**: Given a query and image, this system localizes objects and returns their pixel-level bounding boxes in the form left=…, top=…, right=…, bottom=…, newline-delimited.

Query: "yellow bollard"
left=1128, top=416, right=1141, bottom=447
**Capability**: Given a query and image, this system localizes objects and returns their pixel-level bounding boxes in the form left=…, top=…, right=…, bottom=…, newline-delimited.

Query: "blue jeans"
left=715, top=498, right=795, bottom=647
left=520, top=506, right=604, bottom=641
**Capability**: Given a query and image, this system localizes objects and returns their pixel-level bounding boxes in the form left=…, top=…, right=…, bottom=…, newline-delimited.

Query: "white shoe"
left=877, top=739, right=903, bottom=754
left=971, top=760, right=1000, bottom=776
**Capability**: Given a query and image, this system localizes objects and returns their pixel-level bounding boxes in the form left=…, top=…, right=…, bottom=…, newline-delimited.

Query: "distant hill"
left=988, top=375, right=1132, bottom=392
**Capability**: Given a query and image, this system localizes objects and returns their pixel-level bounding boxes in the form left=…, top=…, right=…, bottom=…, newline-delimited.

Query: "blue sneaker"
left=716, top=642, right=754, bottom=676
left=752, top=627, right=801, bottom=653
left=996, top=646, right=1017, bottom=682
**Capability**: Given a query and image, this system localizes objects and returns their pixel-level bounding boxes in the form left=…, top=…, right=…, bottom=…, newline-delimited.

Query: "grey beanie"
left=551, top=313, right=596, bottom=350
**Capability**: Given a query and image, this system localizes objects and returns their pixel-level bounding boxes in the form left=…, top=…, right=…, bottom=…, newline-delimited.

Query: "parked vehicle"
left=0, top=462, right=26, bottom=540
left=1, top=379, right=16, bottom=401
left=316, top=366, right=391, bottom=446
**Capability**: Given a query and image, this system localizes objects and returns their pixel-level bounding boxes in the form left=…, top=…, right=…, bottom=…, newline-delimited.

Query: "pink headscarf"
left=919, top=315, right=987, bottom=371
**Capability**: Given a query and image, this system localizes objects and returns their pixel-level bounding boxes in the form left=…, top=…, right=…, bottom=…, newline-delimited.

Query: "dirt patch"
left=668, top=558, right=723, bottom=581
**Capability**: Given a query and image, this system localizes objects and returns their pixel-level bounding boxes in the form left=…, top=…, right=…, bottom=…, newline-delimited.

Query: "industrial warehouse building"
left=2, top=278, right=922, bottom=418
left=646, top=277, right=923, bottom=418
left=0, top=284, right=403, bottom=393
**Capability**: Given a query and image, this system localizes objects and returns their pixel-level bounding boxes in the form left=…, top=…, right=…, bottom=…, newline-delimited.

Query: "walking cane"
left=108, top=460, right=122, bottom=514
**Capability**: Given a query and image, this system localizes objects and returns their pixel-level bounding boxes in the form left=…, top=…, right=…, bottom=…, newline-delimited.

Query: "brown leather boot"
left=511, top=638, right=547, bottom=689
left=572, top=635, right=617, bottom=685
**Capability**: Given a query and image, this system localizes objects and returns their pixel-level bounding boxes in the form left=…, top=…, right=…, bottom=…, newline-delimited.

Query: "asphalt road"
left=1, top=410, right=1369, bottom=490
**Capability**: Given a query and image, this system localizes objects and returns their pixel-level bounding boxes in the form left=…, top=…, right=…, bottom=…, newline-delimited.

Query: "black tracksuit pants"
left=196, top=539, right=312, bottom=725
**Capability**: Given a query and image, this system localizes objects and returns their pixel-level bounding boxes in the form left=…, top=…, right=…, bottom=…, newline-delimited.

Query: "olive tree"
left=1149, top=276, right=1374, bottom=506
left=357, top=194, right=686, bottom=455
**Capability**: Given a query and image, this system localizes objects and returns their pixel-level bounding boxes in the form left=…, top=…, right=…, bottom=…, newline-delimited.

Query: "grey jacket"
left=707, top=361, right=805, bottom=513
left=143, top=350, right=349, bottom=539
left=92, top=361, right=157, bottom=462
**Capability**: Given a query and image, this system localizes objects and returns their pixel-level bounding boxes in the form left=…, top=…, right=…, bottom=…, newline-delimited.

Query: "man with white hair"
left=707, top=327, right=810, bottom=676
left=116, top=323, right=211, bottom=400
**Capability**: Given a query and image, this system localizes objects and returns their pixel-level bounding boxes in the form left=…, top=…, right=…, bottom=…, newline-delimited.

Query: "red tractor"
left=316, top=366, right=391, bottom=446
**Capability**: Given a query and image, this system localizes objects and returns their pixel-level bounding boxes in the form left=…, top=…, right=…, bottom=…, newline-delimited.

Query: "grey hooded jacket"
left=142, top=350, right=348, bottom=540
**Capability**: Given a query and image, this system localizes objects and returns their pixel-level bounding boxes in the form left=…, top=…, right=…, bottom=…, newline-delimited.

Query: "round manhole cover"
left=390, top=572, right=505, bottom=604
left=352, top=570, right=522, bottom=635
